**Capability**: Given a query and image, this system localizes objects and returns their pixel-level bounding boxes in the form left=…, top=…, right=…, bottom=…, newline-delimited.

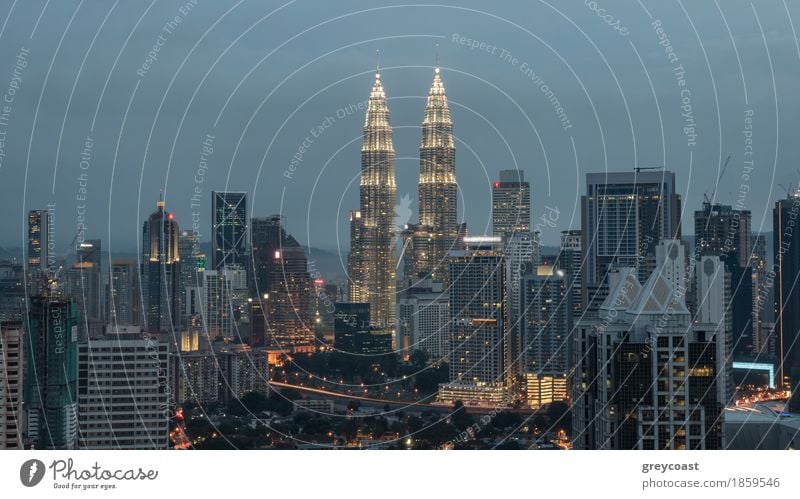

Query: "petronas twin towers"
left=348, top=61, right=460, bottom=328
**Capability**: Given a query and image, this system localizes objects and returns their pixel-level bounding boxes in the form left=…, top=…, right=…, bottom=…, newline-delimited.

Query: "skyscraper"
left=178, top=229, right=201, bottom=318
left=65, top=239, right=104, bottom=339
left=581, top=171, right=681, bottom=311
left=349, top=66, right=396, bottom=328
left=694, top=202, right=754, bottom=356
left=411, top=65, right=459, bottom=284
left=77, top=326, right=169, bottom=449
left=141, top=199, right=181, bottom=333
left=0, top=261, right=25, bottom=322
left=556, top=229, right=583, bottom=319
left=109, top=259, right=140, bottom=326
left=27, top=209, right=51, bottom=272
left=492, top=169, right=531, bottom=237
left=572, top=240, right=725, bottom=450
left=773, top=192, right=800, bottom=410
left=250, top=215, right=283, bottom=296
left=396, top=279, right=449, bottom=360
left=267, top=242, right=314, bottom=350
left=438, top=236, right=509, bottom=405
left=25, top=294, right=79, bottom=449
left=212, top=191, right=248, bottom=271
left=0, top=321, right=23, bottom=449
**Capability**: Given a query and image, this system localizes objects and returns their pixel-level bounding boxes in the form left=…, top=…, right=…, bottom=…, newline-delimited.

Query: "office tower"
left=25, top=294, right=79, bottom=449
left=250, top=215, right=283, bottom=295
left=334, top=302, right=370, bottom=352
left=77, top=326, right=169, bottom=449
left=556, top=229, right=583, bottom=318
left=65, top=240, right=104, bottom=339
left=348, top=210, right=366, bottom=302
left=249, top=297, right=268, bottom=348
left=333, top=302, right=392, bottom=355
left=750, top=233, right=769, bottom=352
left=581, top=171, right=681, bottom=311
left=396, top=279, right=449, bottom=360
left=409, top=65, right=459, bottom=285
left=109, top=259, right=139, bottom=326
left=313, top=281, right=338, bottom=344
left=438, top=237, right=509, bottom=405
left=267, top=242, right=314, bottom=350
left=348, top=67, right=396, bottom=328
left=694, top=202, right=754, bottom=356
left=0, top=261, right=25, bottom=322
left=0, top=322, right=23, bottom=448
left=141, top=199, right=181, bottom=333
left=202, top=267, right=245, bottom=341
left=27, top=209, right=52, bottom=273
left=212, top=191, right=248, bottom=270
left=774, top=192, right=800, bottom=410
left=504, top=232, right=537, bottom=378
left=178, top=230, right=202, bottom=318
left=522, top=266, right=571, bottom=408
left=572, top=240, right=725, bottom=450
left=695, top=255, right=733, bottom=407
left=492, top=169, right=531, bottom=237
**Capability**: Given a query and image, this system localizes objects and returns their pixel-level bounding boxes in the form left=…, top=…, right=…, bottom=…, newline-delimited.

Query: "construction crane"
left=704, top=154, right=732, bottom=204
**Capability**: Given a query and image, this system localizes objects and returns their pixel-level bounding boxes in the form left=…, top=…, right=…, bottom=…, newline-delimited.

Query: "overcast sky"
left=1, top=0, right=798, bottom=260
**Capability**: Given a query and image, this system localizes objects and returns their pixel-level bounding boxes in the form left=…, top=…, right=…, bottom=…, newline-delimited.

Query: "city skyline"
left=3, top=0, right=800, bottom=457
left=2, top=1, right=798, bottom=254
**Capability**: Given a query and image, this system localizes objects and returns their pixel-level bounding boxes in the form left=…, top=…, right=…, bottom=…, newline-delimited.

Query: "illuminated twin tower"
left=348, top=58, right=459, bottom=328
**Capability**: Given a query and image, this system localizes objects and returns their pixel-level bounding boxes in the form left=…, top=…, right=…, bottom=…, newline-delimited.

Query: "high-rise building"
left=396, top=279, right=449, bottom=360
left=170, top=345, right=269, bottom=404
left=66, top=239, right=104, bottom=339
left=212, top=191, right=248, bottom=271
left=27, top=209, right=52, bottom=273
left=581, top=171, right=681, bottom=311
left=492, top=169, right=531, bottom=237
left=522, top=266, right=571, bottom=378
left=572, top=240, right=725, bottom=450
left=109, top=259, right=140, bottom=326
left=201, top=267, right=246, bottom=341
left=750, top=233, right=770, bottom=353
left=178, top=230, right=202, bottom=319
left=694, top=202, right=754, bottom=356
left=410, top=65, right=459, bottom=285
left=267, top=242, right=314, bottom=350
left=0, top=322, right=23, bottom=449
left=250, top=215, right=283, bottom=296
left=556, top=229, right=583, bottom=319
left=333, top=302, right=392, bottom=355
left=0, top=261, right=25, bottom=322
left=24, top=294, right=79, bottom=449
left=348, top=67, right=396, bottom=328
left=774, top=192, right=800, bottom=410
left=141, top=199, right=181, bottom=333
left=77, top=326, right=169, bottom=449
left=439, top=237, right=509, bottom=405
left=504, top=232, right=537, bottom=378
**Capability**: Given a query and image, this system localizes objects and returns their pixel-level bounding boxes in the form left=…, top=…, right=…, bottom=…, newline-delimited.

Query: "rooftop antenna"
left=435, top=43, right=440, bottom=72
left=375, top=49, right=380, bottom=78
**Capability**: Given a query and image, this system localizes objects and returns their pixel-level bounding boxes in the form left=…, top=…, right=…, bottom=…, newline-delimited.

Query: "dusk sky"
left=1, top=0, right=798, bottom=258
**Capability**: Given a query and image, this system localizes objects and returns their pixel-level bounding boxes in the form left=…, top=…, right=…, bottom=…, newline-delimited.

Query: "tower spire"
left=375, top=49, right=380, bottom=77
left=435, top=43, right=440, bottom=71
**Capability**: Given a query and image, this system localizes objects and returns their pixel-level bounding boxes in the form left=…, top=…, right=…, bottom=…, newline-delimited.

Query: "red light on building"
left=314, top=278, right=325, bottom=286
left=493, top=181, right=501, bottom=188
